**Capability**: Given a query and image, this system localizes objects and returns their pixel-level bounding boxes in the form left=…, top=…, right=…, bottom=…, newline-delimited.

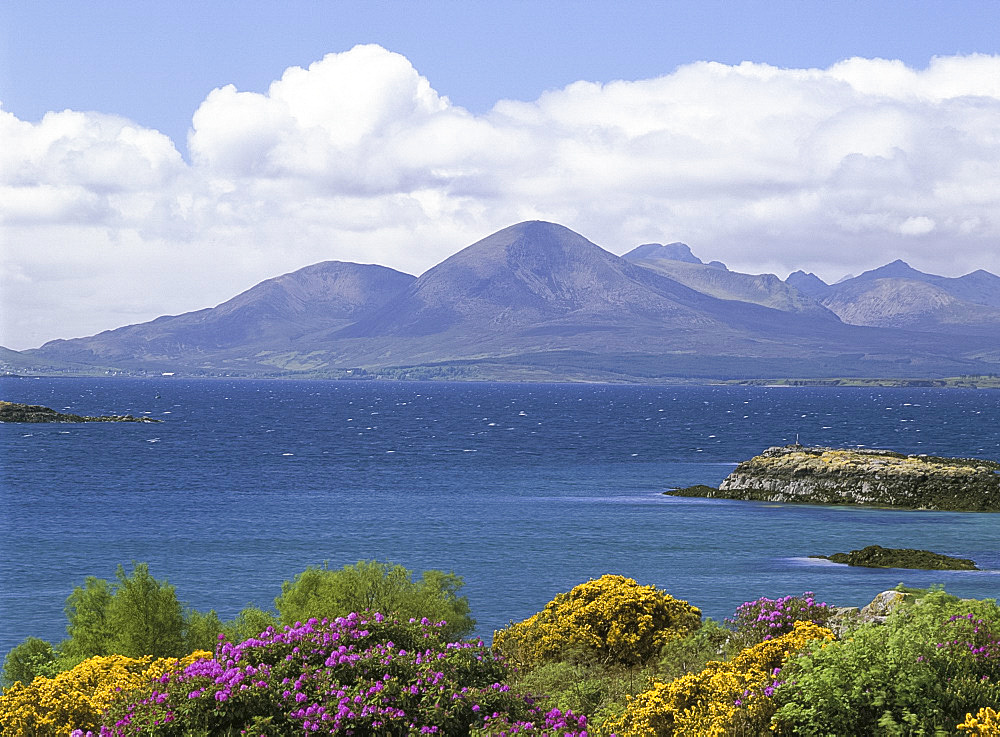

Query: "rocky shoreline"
left=666, top=444, right=1000, bottom=511
left=0, top=400, right=161, bottom=423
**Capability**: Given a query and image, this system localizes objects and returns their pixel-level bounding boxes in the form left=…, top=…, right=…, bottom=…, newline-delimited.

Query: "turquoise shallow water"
left=2, top=377, right=999, bottom=658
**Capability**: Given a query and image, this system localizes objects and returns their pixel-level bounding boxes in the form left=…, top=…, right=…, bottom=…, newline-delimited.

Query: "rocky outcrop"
left=812, top=545, right=978, bottom=570
left=0, top=401, right=161, bottom=423
left=667, top=445, right=1000, bottom=511
left=827, top=590, right=912, bottom=634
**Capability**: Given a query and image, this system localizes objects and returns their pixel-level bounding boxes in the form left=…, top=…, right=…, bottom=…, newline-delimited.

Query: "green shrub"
left=1, top=637, right=57, bottom=688
left=773, top=591, right=1000, bottom=735
left=275, top=560, right=475, bottom=640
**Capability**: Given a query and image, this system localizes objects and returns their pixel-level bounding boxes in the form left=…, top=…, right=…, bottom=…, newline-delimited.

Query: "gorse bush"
left=605, top=620, right=833, bottom=736
left=101, top=613, right=588, bottom=736
left=8, top=564, right=1000, bottom=737
left=959, top=707, right=1000, bottom=735
left=493, top=574, right=702, bottom=668
left=0, top=651, right=208, bottom=737
left=506, top=619, right=733, bottom=728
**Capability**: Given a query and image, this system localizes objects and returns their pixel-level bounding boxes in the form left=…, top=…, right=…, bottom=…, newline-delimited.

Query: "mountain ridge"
left=15, top=221, right=1000, bottom=381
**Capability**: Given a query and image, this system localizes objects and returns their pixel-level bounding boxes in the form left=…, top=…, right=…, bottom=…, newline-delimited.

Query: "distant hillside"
left=848, top=260, right=1000, bottom=308
left=819, top=278, right=1000, bottom=335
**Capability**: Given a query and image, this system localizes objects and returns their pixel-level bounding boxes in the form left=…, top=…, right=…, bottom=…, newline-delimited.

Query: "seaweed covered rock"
left=815, top=545, right=978, bottom=570
left=668, top=445, right=1000, bottom=511
left=0, top=400, right=160, bottom=423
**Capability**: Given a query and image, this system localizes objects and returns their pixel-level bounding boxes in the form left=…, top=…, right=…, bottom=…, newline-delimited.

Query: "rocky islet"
left=667, top=444, right=1000, bottom=512
left=0, top=400, right=161, bottom=423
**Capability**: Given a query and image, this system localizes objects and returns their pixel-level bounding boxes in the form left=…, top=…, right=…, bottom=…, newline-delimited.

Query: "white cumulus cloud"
left=3, top=45, right=1000, bottom=349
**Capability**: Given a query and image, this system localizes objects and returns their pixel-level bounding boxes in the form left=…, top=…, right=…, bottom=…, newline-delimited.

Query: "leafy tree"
left=61, top=563, right=186, bottom=665
left=105, top=563, right=185, bottom=658
left=219, top=606, right=279, bottom=644
left=274, top=560, right=475, bottom=640
left=62, top=575, right=114, bottom=663
left=183, top=608, right=225, bottom=652
left=1, top=637, right=57, bottom=688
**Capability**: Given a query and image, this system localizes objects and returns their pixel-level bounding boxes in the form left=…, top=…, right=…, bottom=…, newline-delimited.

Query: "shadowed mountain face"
left=21, top=221, right=1000, bottom=379
left=785, top=271, right=831, bottom=300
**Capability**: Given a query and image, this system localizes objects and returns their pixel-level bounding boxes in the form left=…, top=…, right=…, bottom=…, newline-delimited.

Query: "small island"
left=0, top=400, right=162, bottom=423
left=666, top=445, right=1000, bottom=511
left=811, top=545, right=978, bottom=570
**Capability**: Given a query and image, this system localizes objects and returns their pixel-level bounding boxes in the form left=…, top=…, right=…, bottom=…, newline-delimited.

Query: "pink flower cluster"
left=728, top=592, right=834, bottom=642
left=99, top=611, right=590, bottom=735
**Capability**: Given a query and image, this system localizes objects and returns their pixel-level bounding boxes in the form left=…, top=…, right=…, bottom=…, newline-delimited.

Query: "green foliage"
left=1, top=637, right=57, bottom=688
left=655, top=618, right=734, bottom=680
left=62, top=575, right=114, bottom=663
left=772, top=591, right=1000, bottom=735
left=182, top=608, right=224, bottom=652
left=105, top=563, right=185, bottom=658
left=61, top=563, right=187, bottom=667
left=274, top=560, right=475, bottom=640
left=219, top=606, right=279, bottom=644
left=506, top=619, right=736, bottom=732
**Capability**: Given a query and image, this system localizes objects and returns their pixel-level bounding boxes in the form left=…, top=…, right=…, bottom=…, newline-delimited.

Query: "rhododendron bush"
left=726, top=591, right=835, bottom=648
left=100, top=613, right=589, bottom=736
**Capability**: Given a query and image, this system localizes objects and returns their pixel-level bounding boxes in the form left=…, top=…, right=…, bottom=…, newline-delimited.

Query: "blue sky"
left=2, top=1, right=1000, bottom=349
left=4, top=0, right=998, bottom=154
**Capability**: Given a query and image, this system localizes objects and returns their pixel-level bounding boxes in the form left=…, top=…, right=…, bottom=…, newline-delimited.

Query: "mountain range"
left=6, top=221, right=1000, bottom=382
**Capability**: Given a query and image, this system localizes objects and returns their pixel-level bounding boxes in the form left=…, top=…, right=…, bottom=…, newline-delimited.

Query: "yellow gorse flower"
left=494, top=574, right=702, bottom=668
left=958, top=707, right=1000, bottom=735
left=0, top=650, right=209, bottom=736
left=605, top=621, right=833, bottom=736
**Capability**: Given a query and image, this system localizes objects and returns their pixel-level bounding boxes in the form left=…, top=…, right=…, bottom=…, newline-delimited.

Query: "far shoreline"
left=3, top=371, right=1000, bottom=389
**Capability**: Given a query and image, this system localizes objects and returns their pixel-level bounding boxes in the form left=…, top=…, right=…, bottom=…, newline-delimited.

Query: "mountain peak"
left=855, top=259, right=926, bottom=281
left=623, top=242, right=702, bottom=264
left=785, top=270, right=830, bottom=299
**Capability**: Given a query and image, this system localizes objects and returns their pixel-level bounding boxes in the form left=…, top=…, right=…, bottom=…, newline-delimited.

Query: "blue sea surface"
left=2, top=377, right=999, bottom=658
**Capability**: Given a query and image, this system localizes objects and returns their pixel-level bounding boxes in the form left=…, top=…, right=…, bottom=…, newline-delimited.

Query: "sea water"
left=2, top=377, right=999, bottom=657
